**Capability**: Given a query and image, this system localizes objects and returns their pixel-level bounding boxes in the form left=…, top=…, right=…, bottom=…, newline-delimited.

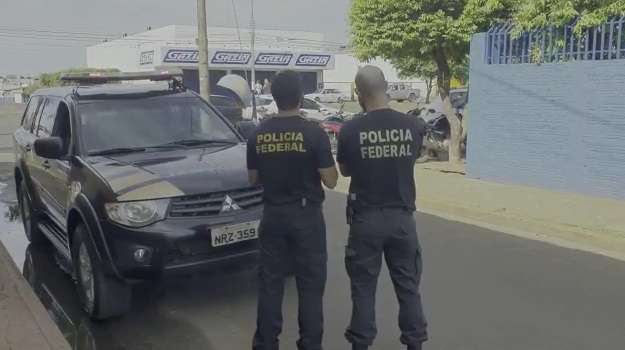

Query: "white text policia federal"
left=359, top=129, right=414, bottom=159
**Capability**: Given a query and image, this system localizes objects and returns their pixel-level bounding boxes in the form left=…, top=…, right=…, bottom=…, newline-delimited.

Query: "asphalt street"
left=1, top=176, right=625, bottom=350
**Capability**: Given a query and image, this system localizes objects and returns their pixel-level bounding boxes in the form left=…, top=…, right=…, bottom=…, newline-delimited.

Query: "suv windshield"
left=78, top=95, right=239, bottom=154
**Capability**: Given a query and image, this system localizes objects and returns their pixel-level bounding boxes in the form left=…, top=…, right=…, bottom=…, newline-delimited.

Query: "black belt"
left=265, top=197, right=321, bottom=208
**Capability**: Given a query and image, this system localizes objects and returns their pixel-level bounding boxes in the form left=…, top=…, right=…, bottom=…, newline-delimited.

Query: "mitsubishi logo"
left=221, top=195, right=241, bottom=213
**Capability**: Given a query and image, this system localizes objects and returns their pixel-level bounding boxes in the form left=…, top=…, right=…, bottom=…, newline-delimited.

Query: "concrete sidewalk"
left=0, top=243, right=70, bottom=350
left=336, top=161, right=625, bottom=261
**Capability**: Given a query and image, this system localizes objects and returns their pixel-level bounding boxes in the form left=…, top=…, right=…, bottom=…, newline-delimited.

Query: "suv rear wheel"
left=72, top=224, right=131, bottom=320
left=18, top=181, right=46, bottom=244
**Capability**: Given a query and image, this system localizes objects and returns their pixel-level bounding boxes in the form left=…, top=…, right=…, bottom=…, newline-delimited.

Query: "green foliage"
left=350, top=0, right=517, bottom=95
left=393, top=57, right=437, bottom=80
left=514, top=0, right=625, bottom=34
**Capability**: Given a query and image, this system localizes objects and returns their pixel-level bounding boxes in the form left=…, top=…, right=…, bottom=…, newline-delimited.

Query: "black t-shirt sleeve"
left=336, top=123, right=350, bottom=164
left=315, top=127, right=335, bottom=169
left=411, top=117, right=426, bottom=158
left=246, top=133, right=258, bottom=170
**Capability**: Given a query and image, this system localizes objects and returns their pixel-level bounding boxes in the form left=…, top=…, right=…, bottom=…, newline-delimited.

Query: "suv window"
left=302, top=99, right=319, bottom=110
left=256, top=97, right=273, bottom=106
left=52, top=102, right=72, bottom=155
left=210, top=95, right=238, bottom=108
left=78, top=96, right=239, bottom=154
left=37, top=97, right=60, bottom=137
left=21, top=96, right=42, bottom=132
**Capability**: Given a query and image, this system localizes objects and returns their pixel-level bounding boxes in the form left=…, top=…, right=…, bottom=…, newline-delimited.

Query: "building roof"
left=88, top=25, right=336, bottom=52
left=32, top=82, right=184, bottom=99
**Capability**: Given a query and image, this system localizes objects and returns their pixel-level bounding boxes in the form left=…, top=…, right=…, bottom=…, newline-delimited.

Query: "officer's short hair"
left=271, top=70, right=303, bottom=111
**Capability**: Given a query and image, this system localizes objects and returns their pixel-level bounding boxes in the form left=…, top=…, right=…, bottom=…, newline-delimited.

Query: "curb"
left=0, top=243, right=70, bottom=350
left=417, top=206, right=625, bottom=263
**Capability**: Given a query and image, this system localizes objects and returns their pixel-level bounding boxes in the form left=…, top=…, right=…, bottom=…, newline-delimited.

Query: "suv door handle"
left=42, top=160, right=51, bottom=169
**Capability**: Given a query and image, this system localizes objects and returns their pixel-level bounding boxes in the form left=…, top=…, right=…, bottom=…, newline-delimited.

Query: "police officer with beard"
left=337, top=66, right=428, bottom=350
left=247, top=70, right=338, bottom=350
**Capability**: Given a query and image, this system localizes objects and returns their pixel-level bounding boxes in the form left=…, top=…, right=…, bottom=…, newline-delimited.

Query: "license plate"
left=211, top=221, right=260, bottom=247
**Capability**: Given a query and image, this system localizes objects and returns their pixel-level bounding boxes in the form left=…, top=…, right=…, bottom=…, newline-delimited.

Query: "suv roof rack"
left=60, top=68, right=184, bottom=85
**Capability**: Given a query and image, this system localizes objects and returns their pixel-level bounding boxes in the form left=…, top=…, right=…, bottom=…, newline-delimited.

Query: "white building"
left=87, top=25, right=340, bottom=94
left=87, top=25, right=423, bottom=97
left=324, top=55, right=426, bottom=99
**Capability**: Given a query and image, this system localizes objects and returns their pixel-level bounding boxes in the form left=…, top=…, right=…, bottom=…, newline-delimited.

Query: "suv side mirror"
left=237, top=121, right=257, bottom=140
left=34, top=137, right=64, bottom=159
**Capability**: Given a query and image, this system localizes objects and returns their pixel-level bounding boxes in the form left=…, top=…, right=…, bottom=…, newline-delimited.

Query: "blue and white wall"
left=467, top=33, right=625, bottom=199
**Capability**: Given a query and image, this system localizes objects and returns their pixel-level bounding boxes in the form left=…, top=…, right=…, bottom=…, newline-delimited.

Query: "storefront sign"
left=163, top=49, right=199, bottom=63
left=295, top=54, right=332, bottom=67
left=255, top=53, right=293, bottom=66
left=211, top=51, right=252, bottom=65
left=160, top=47, right=334, bottom=70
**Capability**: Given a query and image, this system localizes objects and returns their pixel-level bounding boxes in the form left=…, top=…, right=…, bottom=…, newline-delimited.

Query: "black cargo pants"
left=345, top=207, right=428, bottom=348
left=253, top=202, right=328, bottom=350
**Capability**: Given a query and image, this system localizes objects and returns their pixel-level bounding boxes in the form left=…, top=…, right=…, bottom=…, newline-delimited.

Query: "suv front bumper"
left=100, top=206, right=262, bottom=280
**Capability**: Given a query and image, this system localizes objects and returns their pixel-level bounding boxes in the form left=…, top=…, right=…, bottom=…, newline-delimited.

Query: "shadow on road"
left=23, top=243, right=259, bottom=350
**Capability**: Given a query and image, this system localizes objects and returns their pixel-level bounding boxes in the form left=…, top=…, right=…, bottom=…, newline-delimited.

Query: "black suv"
left=13, top=70, right=262, bottom=319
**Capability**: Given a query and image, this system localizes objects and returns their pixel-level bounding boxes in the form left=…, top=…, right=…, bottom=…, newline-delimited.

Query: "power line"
left=0, top=25, right=348, bottom=48
left=231, top=0, right=249, bottom=82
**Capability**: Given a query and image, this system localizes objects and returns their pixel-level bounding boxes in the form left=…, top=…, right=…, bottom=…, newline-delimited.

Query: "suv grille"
left=169, top=186, right=263, bottom=217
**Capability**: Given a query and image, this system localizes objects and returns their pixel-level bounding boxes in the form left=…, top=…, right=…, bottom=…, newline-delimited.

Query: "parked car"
left=13, top=70, right=262, bottom=319
left=387, top=83, right=420, bottom=102
left=242, top=95, right=275, bottom=120
left=244, top=96, right=340, bottom=121
left=210, top=95, right=243, bottom=124
left=305, top=88, right=349, bottom=103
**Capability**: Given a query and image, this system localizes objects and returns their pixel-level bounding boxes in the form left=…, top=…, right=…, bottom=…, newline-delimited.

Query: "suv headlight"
left=105, top=199, right=170, bottom=228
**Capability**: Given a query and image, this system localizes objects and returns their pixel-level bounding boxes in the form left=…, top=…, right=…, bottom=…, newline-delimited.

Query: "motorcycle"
left=408, top=107, right=466, bottom=161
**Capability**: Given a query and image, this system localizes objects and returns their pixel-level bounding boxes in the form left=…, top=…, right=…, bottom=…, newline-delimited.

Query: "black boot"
left=352, top=344, right=368, bottom=350
left=407, top=344, right=422, bottom=350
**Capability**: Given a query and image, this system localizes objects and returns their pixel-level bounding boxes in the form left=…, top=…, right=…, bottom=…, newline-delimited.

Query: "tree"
left=514, top=0, right=625, bottom=34
left=23, top=68, right=120, bottom=98
left=394, top=57, right=437, bottom=104
left=350, top=0, right=517, bottom=163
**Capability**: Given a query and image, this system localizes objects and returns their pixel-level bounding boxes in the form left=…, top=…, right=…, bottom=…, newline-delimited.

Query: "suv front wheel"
left=72, top=224, right=131, bottom=320
left=18, top=181, right=46, bottom=244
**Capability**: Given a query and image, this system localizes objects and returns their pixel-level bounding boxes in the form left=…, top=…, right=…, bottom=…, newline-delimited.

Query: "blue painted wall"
left=467, top=33, right=625, bottom=200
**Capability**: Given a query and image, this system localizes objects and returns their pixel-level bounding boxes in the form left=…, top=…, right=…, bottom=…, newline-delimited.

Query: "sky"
left=0, top=0, right=351, bottom=76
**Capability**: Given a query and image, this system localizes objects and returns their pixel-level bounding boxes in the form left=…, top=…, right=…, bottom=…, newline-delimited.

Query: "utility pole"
left=197, top=0, right=210, bottom=100
left=250, top=0, right=257, bottom=120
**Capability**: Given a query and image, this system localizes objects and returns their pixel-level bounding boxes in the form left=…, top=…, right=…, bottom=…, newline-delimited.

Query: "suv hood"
left=88, top=144, right=251, bottom=201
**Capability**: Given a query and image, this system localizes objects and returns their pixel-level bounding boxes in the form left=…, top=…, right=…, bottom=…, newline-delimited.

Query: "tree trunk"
left=434, top=49, right=463, bottom=164
left=425, top=77, right=433, bottom=104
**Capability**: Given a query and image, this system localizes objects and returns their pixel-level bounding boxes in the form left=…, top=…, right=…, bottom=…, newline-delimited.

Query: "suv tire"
left=72, top=224, right=131, bottom=320
left=18, top=181, right=46, bottom=244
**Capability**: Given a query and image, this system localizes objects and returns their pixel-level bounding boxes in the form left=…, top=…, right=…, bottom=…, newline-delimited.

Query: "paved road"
left=1, top=183, right=625, bottom=350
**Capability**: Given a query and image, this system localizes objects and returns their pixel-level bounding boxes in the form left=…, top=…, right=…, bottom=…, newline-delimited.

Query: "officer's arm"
left=248, top=170, right=260, bottom=186
left=338, top=163, right=351, bottom=177
left=336, top=126, right=351, bottom=177
left=319, top=166, right=338, bottom=189
left=316, top=128, right=338, bottom=189
left=247, top=133, right=260, bottom=185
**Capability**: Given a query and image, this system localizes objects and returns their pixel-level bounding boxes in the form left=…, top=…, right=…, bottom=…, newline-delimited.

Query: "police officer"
left=247, top=70, right=338, bottom=350
left=337, top=66, right=428, bottom=350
